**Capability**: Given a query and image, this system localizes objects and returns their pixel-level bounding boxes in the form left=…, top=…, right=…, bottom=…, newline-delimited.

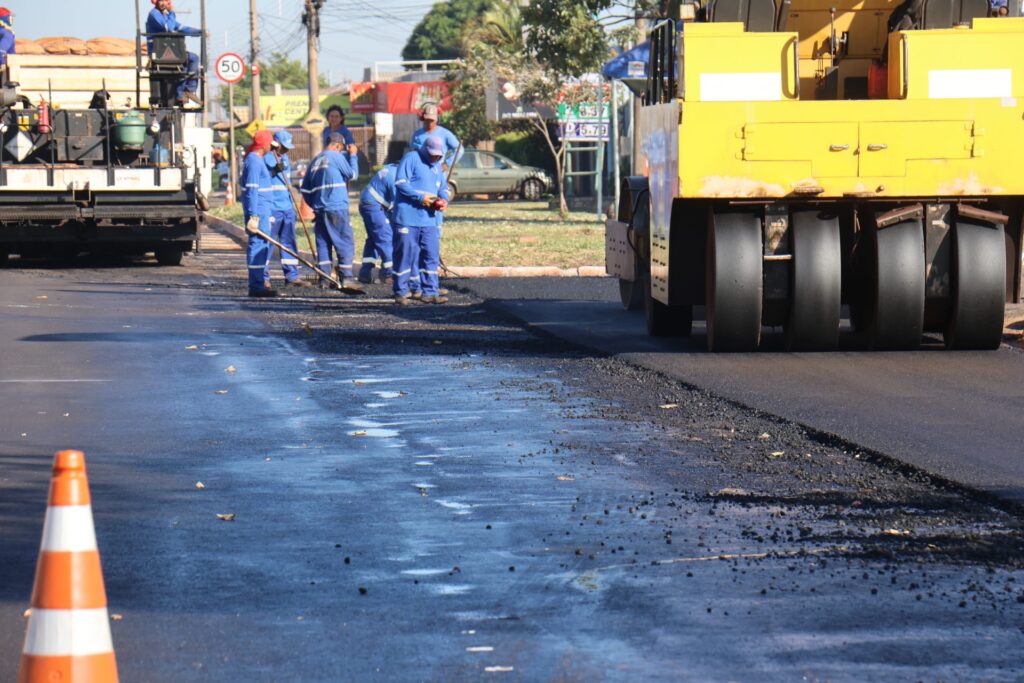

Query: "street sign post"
left=215, top=53, right=246, bottom=203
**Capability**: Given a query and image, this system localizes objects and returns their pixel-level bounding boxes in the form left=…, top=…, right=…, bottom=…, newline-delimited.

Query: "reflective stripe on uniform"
left=281, top=258, right=300, bottom=265
left=367, top=186, right=391, bottom=209
left=362, top=257, right=376, bottom=264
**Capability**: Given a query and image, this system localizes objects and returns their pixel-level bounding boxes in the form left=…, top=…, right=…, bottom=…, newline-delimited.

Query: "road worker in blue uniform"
left=301, top=133, right=363, bottom=292
left=392, top=136, right=449, bottom=305
left=322, top=105, right=355, bottom=147
left=357, top=163, right=397, bottom=284
left=264, top=130, right=308, bottom=288
left=0, top=8, right=16, bottom=66
left=410, top=103, right=463, bottom=168
left=409, top=103, right=460, bottom=297
left=146, top=0, right=203, bottom=106
left=242, top=130, right=277, bottom=298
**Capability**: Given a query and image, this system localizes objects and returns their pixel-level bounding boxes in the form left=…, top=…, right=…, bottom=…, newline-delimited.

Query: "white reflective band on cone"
left=23, top=608, right=114, bottom=656
left=40, top=506, right=97, bottom=552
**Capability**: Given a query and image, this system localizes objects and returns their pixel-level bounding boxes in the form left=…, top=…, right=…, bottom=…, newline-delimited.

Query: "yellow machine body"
left=671, top=18, right=1024, bottom=200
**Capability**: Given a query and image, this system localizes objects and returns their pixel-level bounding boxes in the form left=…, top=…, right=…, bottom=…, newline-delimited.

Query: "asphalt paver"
left=0, top=256, right=1022, bottom=682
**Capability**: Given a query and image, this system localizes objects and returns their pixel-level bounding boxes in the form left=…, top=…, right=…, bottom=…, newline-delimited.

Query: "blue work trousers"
left=265, top=210, right=300, bottom=283
left=393, top=224, right=440, bottom=297
left=246, top=215, right=272, bottom=292
left=177, top=52, right=201, bottom=99
left=314, top=209, right=355, bottom=279
left=358, top=202, right=394, bottom=281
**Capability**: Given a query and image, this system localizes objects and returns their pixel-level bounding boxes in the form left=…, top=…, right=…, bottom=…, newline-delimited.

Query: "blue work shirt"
left=0, top=27, right=15, bottom=66
left=322, top=125, right=355, bottom=147
left=360, top=164, right=398, bottom=212
left=300, top=149, right=359, bottom=212
left=393, top=148, right=449, bottom=228
left=410, top=125, right=463, bottom=166
left=265, top=152, right=295, bottom=214
left=146, top=8, right=201, bottom=51
left=241, top=151, right=273, bottom=221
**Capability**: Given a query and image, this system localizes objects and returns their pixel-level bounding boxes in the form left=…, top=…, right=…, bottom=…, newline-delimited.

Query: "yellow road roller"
left=606, top=3, right=1024, bottom=350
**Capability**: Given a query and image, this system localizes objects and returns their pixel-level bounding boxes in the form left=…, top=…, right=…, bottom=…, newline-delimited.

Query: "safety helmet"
left=273, top=130, right=295, bottom=150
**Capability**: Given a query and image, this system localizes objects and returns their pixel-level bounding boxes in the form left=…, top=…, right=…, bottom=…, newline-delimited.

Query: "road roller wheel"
left=645, top=277, right=693, bottom=337
left=706, top=211, right=762, bottom=352
left=786, top=211, right=842, bottom=351
left=944, top=222, right=1006, bottom=350
left=619, top=276, right=645, bottom=311
left=867, top=221, right=925, bottom=350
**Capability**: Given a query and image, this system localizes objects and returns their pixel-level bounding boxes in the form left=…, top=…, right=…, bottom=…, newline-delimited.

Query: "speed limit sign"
left=215, top=53, right=245, bottom=84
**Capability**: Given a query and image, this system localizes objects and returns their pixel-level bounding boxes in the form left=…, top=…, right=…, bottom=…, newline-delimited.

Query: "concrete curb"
left=204, top=214, right=247, bottom=247
left=202, top=212, right=608, bottom=278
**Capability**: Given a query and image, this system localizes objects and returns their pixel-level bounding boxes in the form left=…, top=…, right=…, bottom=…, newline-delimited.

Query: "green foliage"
left=521, top=1, right=613, bottom=80
left=401, top=0, right=496, bottom=63
left=495, top=130, right=556, bottom=176
left=220, top=52, right=329, bottom=110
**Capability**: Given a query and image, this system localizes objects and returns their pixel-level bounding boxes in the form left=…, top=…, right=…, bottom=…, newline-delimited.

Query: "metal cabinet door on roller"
left=606, top=3, right=1024, bottom=352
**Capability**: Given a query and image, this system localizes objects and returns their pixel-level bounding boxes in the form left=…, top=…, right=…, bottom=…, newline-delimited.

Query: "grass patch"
left=209, top=200, right=604, bottom=268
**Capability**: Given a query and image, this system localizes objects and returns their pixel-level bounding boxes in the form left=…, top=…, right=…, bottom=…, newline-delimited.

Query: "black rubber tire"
left=619, top=276, right=645, bottom=311
left=944, top=222, right=1006, bottom=350
left=706, top=212, right=762, bottom=352
left=155, top=247, right=185, bottom=266
left=520, top=178, right=545, bottom=201
left=645, top=277, right=693, bottom=336
left=447, top=182, right=457, bottom=202
left=0, top=250, right=8, bottom=267
left=786, top=211, right=842, bottom=351
left=867, top=221, right=925, bottom=350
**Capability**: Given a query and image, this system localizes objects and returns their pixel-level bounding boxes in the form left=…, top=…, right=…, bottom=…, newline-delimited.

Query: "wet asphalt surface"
left=456, top=278, right=1024, bottom=505
left=0, top=254, right=1023, bottom=682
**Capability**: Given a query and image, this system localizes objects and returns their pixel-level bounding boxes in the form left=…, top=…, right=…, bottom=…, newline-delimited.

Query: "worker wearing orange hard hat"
left=242, top=130, right=278, bottom=297
left=0, top=8, right=16, bottom=66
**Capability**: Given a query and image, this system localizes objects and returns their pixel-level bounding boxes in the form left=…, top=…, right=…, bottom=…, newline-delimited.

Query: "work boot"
left=394, top=294, right=412, bottom=306
left=285, top=279, right=311, bottom=288
left=358, top=266, right=374, bottom=284
left=420, top=294, right=448, bottom=305
left=437, top=287, right=450, bottom=297
left=409, top=290, right=423, bottom=300
left=264, top=279, right=272, bottom=290
left=379, top=272, right=393, bottom=286
left=248, top=288, right=279, bottom=298
left=340, top=279, right=366, bottom=295
left=183, top=91, right=203, bottom=107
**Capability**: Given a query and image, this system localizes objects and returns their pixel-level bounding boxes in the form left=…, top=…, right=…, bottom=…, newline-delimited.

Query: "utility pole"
left=304, top=0, right=324, bottom=155
left=249, top=0, right=261, bottom=123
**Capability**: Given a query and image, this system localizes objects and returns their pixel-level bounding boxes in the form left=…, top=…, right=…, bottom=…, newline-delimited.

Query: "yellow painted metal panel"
left=681, top=23, right=798, bottom=102
left=745, top=122, right=858, bottom=177
left=859, top=121, right=973, bottom=177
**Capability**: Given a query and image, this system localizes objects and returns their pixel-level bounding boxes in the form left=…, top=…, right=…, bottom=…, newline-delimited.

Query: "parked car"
left=449, top=148, right=551, bottom=200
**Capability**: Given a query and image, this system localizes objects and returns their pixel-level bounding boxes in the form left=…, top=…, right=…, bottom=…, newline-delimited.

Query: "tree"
left=455, top=0, right=613, bottom=217
left=402, top=0, right=495, bottom=63
left=220, top=52, right=329, bottom=110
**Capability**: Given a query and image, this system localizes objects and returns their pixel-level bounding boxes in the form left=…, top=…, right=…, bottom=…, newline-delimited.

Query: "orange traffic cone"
left=18, top=450, right=119, bottom=683
left=225, top=181, right=235, bottom=207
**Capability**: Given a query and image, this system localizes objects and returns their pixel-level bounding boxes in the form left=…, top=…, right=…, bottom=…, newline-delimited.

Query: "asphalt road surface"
left=1, top=255, right=1022, bottom=682
left=458, top=278, right=1024, bottom=506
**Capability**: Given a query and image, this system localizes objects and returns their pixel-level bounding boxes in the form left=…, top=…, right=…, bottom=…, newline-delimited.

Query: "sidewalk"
left=203, top=213, right=607, bottom=278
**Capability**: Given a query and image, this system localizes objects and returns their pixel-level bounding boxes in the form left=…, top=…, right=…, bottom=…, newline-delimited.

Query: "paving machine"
left=606, top=1, right=1024, bottom=350
left=0, top=1, right=211, bottom=266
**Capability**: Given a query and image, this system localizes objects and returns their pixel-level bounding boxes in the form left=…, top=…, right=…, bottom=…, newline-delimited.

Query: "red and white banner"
left=348, top=82, right=453, bottom=115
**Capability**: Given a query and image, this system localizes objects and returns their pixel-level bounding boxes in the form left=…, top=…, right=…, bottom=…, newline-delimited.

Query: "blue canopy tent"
left=601, top=41, right=650, bottom=81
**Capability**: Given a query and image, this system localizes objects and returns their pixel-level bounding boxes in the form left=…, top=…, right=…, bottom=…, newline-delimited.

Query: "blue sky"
left=10, top=0, right=438, bottom=84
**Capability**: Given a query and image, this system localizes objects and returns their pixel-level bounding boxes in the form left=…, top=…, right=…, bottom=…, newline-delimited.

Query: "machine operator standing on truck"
left=0, top=8, right=15, bottom=66
left=242, top=130, right=277, bottom=298
left=146, top=0, right=202, bottom=106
